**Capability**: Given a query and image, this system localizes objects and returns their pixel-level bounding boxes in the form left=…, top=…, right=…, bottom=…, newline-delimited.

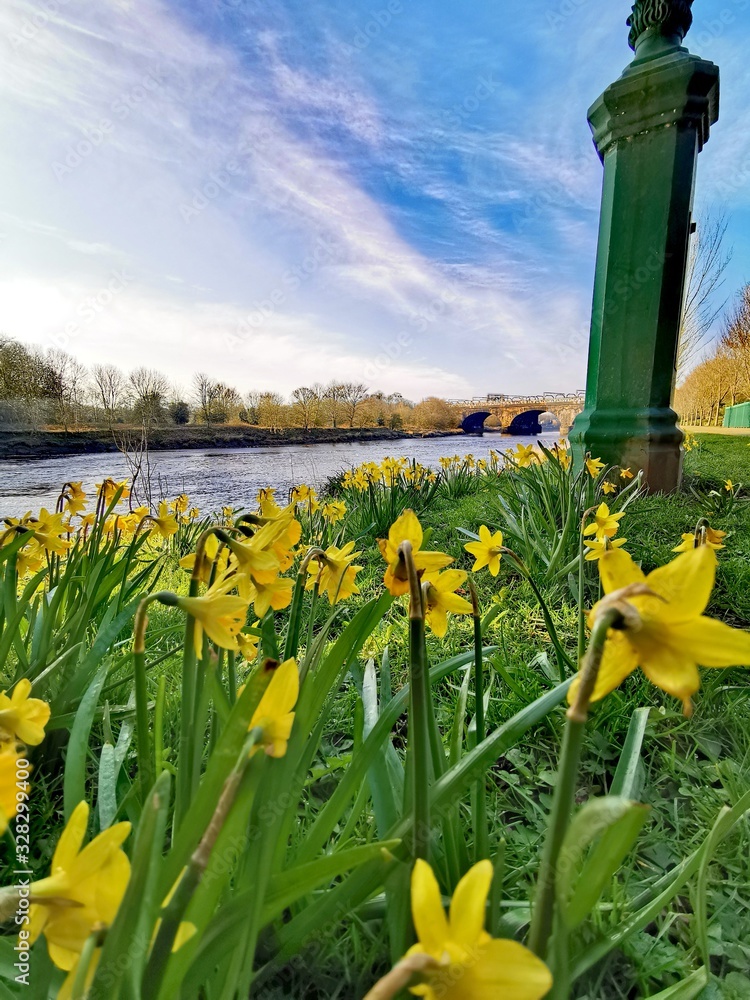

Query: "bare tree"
left=193, top=372, right=221, bottom=428
left=46, top=348, right=88, bottom=432
left=720, top=283, right=750, bottom=391
left=258, top=392, right=288, bottom=431
left=91, top=363, right=126, bottom=429
left=323, top=382, right=347, bottom=428
left=676, top=210, right=733, bottom=378
left=291, top=386, right=322, bottom=431
left=128, top=367, right=169, bottom=432
left=340, top=382, right=369, bottom=428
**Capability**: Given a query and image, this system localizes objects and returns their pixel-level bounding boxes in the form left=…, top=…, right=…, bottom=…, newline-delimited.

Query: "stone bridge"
left=450, top=393, right=585, bottom=436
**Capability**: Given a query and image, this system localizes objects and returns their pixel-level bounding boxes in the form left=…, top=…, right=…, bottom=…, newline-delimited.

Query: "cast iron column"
left=569, top=0, right=719, bottom=491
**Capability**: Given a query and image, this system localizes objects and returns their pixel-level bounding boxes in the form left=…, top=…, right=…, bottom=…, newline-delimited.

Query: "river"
left=0, top=432, right=562, bottom=517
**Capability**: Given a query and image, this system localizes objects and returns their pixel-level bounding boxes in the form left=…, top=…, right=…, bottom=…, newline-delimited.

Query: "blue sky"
left=0, top=0, right=748, bottom=401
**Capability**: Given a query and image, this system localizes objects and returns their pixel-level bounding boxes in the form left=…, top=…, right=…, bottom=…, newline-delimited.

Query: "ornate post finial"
left=627, top=0, right=694, bottom=51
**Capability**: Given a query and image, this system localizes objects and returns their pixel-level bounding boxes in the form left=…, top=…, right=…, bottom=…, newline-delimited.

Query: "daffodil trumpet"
left=527, top=605, right=623, bottom=963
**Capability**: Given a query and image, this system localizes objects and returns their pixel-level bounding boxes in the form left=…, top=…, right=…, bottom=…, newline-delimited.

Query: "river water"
left=0, top=432, right=561, bottom=517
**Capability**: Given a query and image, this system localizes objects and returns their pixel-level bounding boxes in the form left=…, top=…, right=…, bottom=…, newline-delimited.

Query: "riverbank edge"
left=0, top=425, right=465, bottom=461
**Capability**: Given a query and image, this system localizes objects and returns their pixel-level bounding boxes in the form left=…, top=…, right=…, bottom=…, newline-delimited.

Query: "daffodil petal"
left=665, top=617, right=750, bottom=668
left=567, top=631, right=638, bottom=705
left=51, top=801, right=89, bottom=872
left=645, top=546, right=716, bottom=622
left=599, top=549, right=646, bottom=595
left=411, top=860, right=449, bottom=956
left=456, top=940, right=552, bottom=1000
left=448, top=860, right=493, bottom=950
left=638, top=641, right=701, bottom=706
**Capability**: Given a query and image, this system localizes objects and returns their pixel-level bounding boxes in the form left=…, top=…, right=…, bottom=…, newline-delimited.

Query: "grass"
left=3, top=436, right=750, bottom=998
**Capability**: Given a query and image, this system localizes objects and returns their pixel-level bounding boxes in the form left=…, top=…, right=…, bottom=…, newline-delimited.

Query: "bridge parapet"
left=451, top=393, right=585, bottom=436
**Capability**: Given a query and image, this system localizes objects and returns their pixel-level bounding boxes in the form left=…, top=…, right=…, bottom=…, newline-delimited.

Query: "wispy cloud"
left=0, top=0, right=746, bottom=399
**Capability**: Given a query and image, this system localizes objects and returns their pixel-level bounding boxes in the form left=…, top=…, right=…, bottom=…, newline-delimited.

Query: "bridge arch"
left=461, top=411, right=491, bottom=434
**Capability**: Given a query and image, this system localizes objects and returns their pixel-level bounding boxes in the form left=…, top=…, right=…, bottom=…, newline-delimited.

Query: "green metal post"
left=570, top=1, right=719, bottom=491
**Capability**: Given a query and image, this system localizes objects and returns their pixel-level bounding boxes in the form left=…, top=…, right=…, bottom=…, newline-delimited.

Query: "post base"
left=570, top=406, right=683, bottom=493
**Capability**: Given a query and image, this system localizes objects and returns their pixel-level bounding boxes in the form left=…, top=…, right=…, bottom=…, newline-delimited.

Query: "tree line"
left=674, top=281, right=750, bottom=426
left=0, top=337, right=460, bottom=434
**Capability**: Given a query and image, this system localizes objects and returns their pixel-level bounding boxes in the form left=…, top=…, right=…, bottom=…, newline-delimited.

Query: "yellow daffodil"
left=63, top=482, right=86, bottom=516
left=601, top=481, right=617, bottom=495
left=378, top=510, right=453, bottom=597
left=724, top=479, right=734, bottom=492
left=27, top=509, right=72, bottom=556
left=171, top=493, right=190, bottom=514
left=28, top=801, right=131, bottom=972
left=249, top=657, right=299, bottom=758
left=242, top=574, right=294, bottom=618
left=583, top=503, right=625, bottom=541
left=423, top=570, right=473, bottom=638
left=16, top=541, right=46, bottom=578
left=270, top=515, right=302, bottom=572
left=0, top=746, right=22, bottom=835
left=237, top=630, right=260, bottom=662
left=97, top=479, right=130, bottom=505
left=306, top=542, right=362, bottom=604
left=569, top=546, right=750, bottom=715
left=179, top=533, right=228, bottom=584
left=227, top=524, right=284, bottom=586
left=673, top=526, right=727, bottom=553
left=464, top=526, right=504, bottom=577
left=399, top=859, right=552, bottom=1000
left=583, top=537, right=627, bottom=562
left=290, top=484, right=318, bottom=511
left=510, top=444, right=537, bottom=468
left=552, top=443, right=571, bottom=470
left=620, top=467, right=634, bottom=480
left=0, top=680, right=50, bottom=746
left=257, top=487, right=281, bottom=517
left=322, top=500, right=347, bottom=523
left=585, top=456, right=605, bottom=478
left=149, top=501, right=179, bottom=539
left=176, top=574, right=250, bottom=654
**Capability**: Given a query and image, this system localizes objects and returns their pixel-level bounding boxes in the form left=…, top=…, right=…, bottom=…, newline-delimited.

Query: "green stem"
left=175, top=577, right=200, bottom=831
left=409, top=614, right=431, bottom=862
left=402, top=540, right=431, bottom=862
left=71, top=930, right=102, bottom=999
left=154, top=675, right=167, bottom=777
left=527, top=608, right=621, bottom=960
left=133, top=596, right=159, bottom=802
left=471, top=593, right=489, bottom=863
left=227, top=649, right=237, bottom=703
